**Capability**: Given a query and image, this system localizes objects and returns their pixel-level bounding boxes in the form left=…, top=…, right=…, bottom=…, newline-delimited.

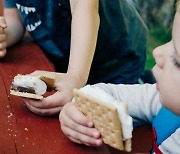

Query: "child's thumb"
left=0, top=17, right=7, bottom=29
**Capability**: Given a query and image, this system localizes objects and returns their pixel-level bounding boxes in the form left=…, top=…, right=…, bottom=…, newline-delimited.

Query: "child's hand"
left=0, top=17, right=7, bottom=58
left=59, top=102, right=103, bottom=146
left=22, top=71, right=86, bottom=116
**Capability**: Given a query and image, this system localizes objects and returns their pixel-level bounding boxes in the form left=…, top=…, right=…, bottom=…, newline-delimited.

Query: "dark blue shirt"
left=3, top=0, right=147, bottom=84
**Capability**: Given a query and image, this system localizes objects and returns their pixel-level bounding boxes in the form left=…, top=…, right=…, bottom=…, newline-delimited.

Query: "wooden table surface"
left=0, top=39, right=152, bottom=154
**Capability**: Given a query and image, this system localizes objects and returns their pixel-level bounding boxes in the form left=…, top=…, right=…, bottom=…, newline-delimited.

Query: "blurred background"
left=136, top=0, right=177, bottom=69
left=0, top=0, right=177, bottom=70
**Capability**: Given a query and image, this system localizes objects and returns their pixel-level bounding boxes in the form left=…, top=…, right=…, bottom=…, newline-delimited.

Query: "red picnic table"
left=0, top=38, right=110, bottom=154
left=0, top=38, right=152, bottom=154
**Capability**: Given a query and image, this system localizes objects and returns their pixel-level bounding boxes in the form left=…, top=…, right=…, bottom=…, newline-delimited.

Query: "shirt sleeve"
left=3, top=0, right=16, bottom=8
left=92, top=83, right=162, bottom=126
left=159, top=128, right=180, bottom=153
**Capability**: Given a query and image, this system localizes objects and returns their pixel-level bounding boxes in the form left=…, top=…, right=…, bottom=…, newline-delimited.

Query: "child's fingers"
left=65, top=127, right=103, bottom=147
left=0, top=42, right=7, bottom=50
left=0, top=34, right=7, bottom=42
left=61, top=111, right=100, bottom=139
left=68, top=136, right=83, bottom=144
left=60, top=102, right=102, bottom=146
left=0, top=27, right=7, bottom=58
left=69, top=136, right=96, bottom=147
left=65, top=103, right=93, bottom=127
left=0, top=17, right=7, bottom=29
left=0, top=28, right=5, bottom=34
left=0, top=49, right=7, bottom=58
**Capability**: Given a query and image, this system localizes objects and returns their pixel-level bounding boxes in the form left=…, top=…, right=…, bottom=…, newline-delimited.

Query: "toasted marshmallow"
left=12, top=74, right=47, bottom=95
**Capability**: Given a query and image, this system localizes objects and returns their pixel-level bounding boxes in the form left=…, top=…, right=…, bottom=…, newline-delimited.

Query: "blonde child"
left=59, top=5, right=180, bottom=153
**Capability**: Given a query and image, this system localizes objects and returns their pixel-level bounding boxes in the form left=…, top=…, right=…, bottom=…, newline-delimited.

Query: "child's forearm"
left=68, top=0, right=100, bottom=86
left=4, top=8, right=25, bottom=47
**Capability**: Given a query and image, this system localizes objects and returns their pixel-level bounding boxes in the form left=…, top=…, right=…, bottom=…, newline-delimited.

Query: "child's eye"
left=171, top=54, right=180, bottom=69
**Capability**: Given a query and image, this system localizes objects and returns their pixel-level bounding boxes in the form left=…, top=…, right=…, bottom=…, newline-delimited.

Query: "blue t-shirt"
left=3, top=0, right=147, bottom=84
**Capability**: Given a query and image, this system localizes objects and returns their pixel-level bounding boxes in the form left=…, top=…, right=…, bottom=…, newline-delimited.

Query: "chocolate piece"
left=11, top=85, right=36, bottom=94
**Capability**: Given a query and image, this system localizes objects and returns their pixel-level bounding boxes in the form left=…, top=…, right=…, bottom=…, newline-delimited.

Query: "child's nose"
left=153, top=46, right=165, bottom=69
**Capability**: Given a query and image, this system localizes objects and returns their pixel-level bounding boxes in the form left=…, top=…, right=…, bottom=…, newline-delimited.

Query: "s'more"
left=10, top=74, right=55, bottom=99
left=73, top=85, right=133, bottom=152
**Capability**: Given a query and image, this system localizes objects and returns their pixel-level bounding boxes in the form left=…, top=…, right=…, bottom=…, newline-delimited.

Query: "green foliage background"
left=145, top=26, right=172, bottom=69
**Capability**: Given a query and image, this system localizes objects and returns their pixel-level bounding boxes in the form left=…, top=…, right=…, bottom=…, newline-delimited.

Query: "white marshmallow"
left=13, top=75, right=47, bottom=95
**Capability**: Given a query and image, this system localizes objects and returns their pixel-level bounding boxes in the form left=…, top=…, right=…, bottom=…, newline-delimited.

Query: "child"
left=0, top=0, right=147, bottom=116
left=59, top=5, right=180, bottom=153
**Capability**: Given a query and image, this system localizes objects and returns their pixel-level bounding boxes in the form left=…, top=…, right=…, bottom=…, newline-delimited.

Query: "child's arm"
left=0, top=8, right=25, bottom=57
left=92, top=83, right=162, bottom=125
left=59, top=101, right=103, bottom=147
left=67, top=0, right=100, bottom=86
left=22, top=0, right=100, bottom=116
left=4, top=8, right=25, bottom=47
left=0, top=17, right=7, bottom=57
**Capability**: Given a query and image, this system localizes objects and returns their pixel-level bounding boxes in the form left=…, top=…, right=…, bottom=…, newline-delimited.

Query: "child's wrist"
left=67, top=71, right=88, bottom=87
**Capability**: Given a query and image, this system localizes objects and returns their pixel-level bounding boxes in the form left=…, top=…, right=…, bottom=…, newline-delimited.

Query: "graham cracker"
left=37, top=74, right=55, bottom=91
left=10, top=73, right=55, bottom=99
left=10, top=90, right=43, bottom=99
left=73, top=89, right=132, bottom=151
